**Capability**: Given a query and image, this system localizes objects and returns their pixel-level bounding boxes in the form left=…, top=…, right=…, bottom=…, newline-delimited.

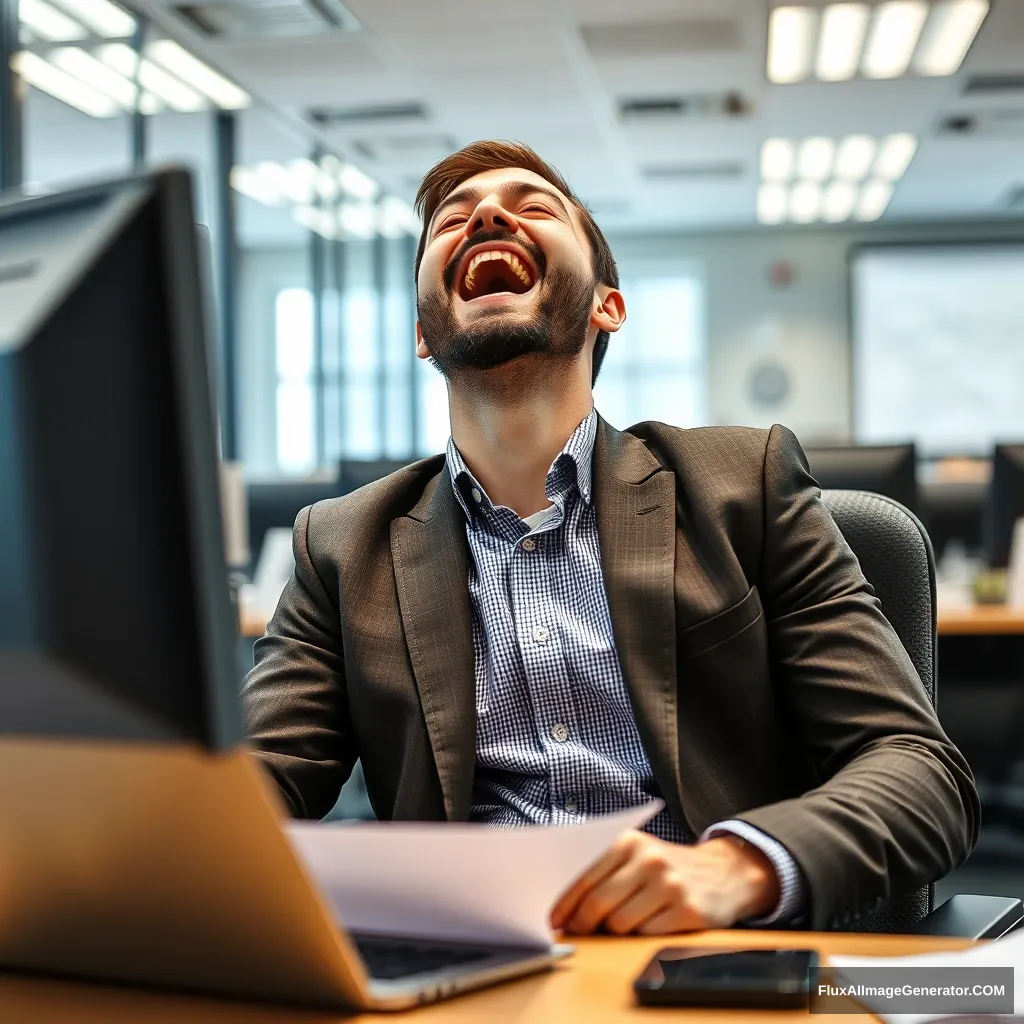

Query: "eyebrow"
left=431, top=180, right=571, bottom=229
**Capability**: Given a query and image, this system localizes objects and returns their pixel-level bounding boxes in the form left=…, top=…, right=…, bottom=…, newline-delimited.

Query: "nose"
left=467, top=195, right=519, bottom=236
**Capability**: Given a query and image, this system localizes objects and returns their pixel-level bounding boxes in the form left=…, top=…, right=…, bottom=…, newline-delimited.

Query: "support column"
left=309, top=145, right=326, bottom=467
left=372, top=208, right=388, bottom=457
left=213, top=110, right=239, bottom=459
left=129, top=17, right=149, bottom=170
left=402, top=234, right=419, bottom=457
left=0, top=0, right=23, bottom=191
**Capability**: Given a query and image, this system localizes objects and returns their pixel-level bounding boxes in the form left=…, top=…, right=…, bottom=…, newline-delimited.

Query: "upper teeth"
left=463, top=250, right=533, bottom=294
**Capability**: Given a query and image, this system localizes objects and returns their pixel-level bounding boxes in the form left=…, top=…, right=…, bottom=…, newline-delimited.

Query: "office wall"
left=241, top=215, right=1024, bottom=462
left=609, top=216, right=1024, bottom=444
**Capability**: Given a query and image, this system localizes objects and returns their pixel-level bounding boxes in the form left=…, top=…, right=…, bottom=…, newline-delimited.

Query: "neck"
left=448, top=357, right=593, bottom=518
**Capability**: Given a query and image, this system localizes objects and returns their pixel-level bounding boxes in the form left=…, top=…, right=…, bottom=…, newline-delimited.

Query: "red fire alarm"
left=769, top=259, right=794, bottom=287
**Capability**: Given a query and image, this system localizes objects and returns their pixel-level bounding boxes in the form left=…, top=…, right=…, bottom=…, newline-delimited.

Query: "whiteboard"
left=852, top=246, right=1024, bottom=457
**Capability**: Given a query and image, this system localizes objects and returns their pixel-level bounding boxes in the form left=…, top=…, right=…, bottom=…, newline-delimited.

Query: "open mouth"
left=457, top=247, right=537, bottom=302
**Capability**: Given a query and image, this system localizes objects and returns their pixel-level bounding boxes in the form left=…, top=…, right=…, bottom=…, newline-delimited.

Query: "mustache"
left=442, top=229, right=547, bottom=294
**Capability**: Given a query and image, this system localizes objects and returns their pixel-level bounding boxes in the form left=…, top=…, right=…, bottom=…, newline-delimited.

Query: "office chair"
left=821, top=490, right=1023, bottom=938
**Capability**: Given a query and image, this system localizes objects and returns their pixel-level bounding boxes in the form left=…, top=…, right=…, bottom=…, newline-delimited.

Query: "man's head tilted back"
left=413, top=140, right=624, bottom=388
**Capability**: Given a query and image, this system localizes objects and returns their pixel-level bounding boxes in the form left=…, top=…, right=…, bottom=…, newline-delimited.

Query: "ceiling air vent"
left=963, top=74, right=1024, bottom=96
left=310, top=102, right=429, bottom=125
left=619, top=92, right=752, bottom=122
left=174, top=0, right=359, bottom=39
left=582, top=18, right=741, bottom=57
left=936, top=110, right=1024, bottom=137
left=641, top=162, right=746, bottom=181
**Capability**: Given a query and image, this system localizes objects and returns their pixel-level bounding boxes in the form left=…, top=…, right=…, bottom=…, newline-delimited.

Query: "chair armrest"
left=906, top=895, right=1024, bottom=939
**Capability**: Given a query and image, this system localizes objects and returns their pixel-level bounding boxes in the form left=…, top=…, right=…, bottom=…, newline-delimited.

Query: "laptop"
left=0, top=168, right=570, bottom=1009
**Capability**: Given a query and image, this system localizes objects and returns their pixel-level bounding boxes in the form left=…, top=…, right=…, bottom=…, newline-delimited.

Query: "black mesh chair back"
left=820, top=489, right=936, bottom=933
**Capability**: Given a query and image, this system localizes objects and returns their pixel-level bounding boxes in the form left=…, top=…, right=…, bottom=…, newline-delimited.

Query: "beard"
left=418, top=233, right=596, bottom=381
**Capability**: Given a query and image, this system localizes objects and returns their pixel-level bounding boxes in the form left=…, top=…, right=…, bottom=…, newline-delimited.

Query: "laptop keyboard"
left=353, top=935, right=492, bottom=981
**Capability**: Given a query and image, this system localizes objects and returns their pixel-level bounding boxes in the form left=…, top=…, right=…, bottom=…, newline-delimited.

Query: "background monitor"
left=984, top=445, right=1024, bottom=568
left=803, top=444, right=920, bottom=517
left=0, top=168, right=241, bottom=750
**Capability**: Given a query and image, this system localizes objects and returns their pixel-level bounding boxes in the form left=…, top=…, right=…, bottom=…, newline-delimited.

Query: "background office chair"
left=821, top=489, right=1022, bottom=938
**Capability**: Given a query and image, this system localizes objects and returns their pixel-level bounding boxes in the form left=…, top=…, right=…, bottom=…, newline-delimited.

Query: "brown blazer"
left=242, top=417, right=979, bottom=931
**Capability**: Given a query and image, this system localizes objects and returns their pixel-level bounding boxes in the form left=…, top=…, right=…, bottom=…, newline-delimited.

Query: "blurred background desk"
left=939, top=606, right=1024, bottom=635
left=0, top=930, right=976, bottom=1024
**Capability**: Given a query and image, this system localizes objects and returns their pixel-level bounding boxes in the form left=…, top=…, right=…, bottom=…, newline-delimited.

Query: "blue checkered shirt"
left=446, top=409, right=803, bottom=924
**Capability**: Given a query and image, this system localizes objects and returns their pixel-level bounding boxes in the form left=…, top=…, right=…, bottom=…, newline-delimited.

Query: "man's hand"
left=550, top=831, right=780, bottom=935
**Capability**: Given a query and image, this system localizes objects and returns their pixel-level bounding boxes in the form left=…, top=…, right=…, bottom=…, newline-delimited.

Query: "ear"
left=415, top=320, right=431, bottom=361
left=591, top=286, right=626, bottom=335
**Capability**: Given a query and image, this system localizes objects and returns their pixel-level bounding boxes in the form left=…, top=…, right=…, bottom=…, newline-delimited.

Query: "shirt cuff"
left=699, top=819, right=805, bottom=926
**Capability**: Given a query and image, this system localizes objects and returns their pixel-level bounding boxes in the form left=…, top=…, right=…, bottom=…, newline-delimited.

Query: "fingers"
left=562, top=857, right=647, bottom=934
left=551, top=831, right=638, bottom=929
left=601, top=882, right=672, bottom=935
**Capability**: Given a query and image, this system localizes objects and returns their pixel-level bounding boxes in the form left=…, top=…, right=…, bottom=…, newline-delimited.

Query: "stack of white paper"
left=286, top=802, right=662, bottom=949
left=829, top=929, right=1024, bottom=1023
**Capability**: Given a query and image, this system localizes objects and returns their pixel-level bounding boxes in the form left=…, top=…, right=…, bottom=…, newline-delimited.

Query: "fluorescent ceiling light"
left=797, top=136, right=834, bottom=181
left=861, top=0, right=928, bottom=78
left=317, top=155, right=341, bottom=201
left=50, top=45, right=137, bottom=108
left=913, top=0, right=988, bottom=76
left=816, top=3, right=870, bottom=81
left=789, top=180, right=822, bottom=223
left=760, top=138, right=795, bottom=181
left=232, top=165, right=284, bottom=207
left=294, top=205, right=337, bottom=240
left=18, top=0, right=85, bottom=41
left=338, top=163, right=379, bottom=201
left=146, top=40, right=250, bottom=110
left=874, top=133, right=918, bottom=179
left=51, top=0, right=136, bottom=37
left=338, top=202, right=378, bottom=239
left=12, top=50, right=118, bottom=116
left=834, top=134, right=877, bottom=180
left=98, top=44, right=205, bottom=111
left=757, top=183, right=788, bottom=224
left=379, top=196, right=420, bottom=238
left=283, top=158, right=318, bottom=205
left=856, top=179, right=894, bottom=220
left=767, top=6, right=817, bottom=84
left=823, top=180, right=858, bottom=221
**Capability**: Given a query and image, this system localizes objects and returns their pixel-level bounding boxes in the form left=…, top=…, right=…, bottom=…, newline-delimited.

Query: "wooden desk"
left=0, top=930, right=975, bottom=1023
left=242, top=605, right=1024, bottom=640
left=938, top=605, right=1024, bottom=636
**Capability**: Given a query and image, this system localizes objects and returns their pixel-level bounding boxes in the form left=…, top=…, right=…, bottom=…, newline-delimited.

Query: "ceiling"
left=22, top=0, right=1024, bottom=239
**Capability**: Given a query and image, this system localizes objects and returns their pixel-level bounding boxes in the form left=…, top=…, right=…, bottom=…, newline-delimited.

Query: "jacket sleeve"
left=240, top=504, right=356, bottom=820
left=736, top=424, right=979, bottom=930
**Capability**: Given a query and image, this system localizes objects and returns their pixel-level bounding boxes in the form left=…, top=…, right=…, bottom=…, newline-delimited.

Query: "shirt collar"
left=446, top=408, right=597, bottom=524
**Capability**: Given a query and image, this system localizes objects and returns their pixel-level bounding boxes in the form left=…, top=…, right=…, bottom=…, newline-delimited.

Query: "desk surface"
left=937, top=604, right=1024, bottom=635
left=240, top=605, right=1024, bottom=639
left=0, top=930, right=974, bottom=1023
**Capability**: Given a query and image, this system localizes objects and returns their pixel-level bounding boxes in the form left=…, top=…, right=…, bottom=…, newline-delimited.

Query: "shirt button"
left=470, top=487, right=482, bottom=504
left=550, top=723, right=569, bottom=743
left=533, top=626, right=550, bottom=644
left=563, top=799, right=578, bottom=814
left=521, top=538, right=537, bottom=552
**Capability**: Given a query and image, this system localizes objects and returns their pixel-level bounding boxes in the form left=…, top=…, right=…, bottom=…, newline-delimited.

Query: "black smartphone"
left=633, top=946, right=819, bottom=1009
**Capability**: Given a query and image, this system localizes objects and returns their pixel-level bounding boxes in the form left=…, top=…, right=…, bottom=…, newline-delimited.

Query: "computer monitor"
left=803, top=443, right=920, bottom=517
left=983, top=445, right=1024, bottom=568
left=0, top=168, right=241, bottom=749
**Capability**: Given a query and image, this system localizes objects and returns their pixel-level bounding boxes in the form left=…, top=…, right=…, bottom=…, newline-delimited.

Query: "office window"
left=593, top=276, right=706, bottom=429
left=275, top=288, right=316, bottom=474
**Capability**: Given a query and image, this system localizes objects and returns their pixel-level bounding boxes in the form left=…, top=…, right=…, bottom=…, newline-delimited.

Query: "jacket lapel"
left=593, top=417, right=687, bottom=833
left=390, top=469, right=476, bottom=821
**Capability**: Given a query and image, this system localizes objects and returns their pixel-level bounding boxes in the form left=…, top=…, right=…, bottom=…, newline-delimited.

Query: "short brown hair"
left=414, top=140, right=619, bottom=383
